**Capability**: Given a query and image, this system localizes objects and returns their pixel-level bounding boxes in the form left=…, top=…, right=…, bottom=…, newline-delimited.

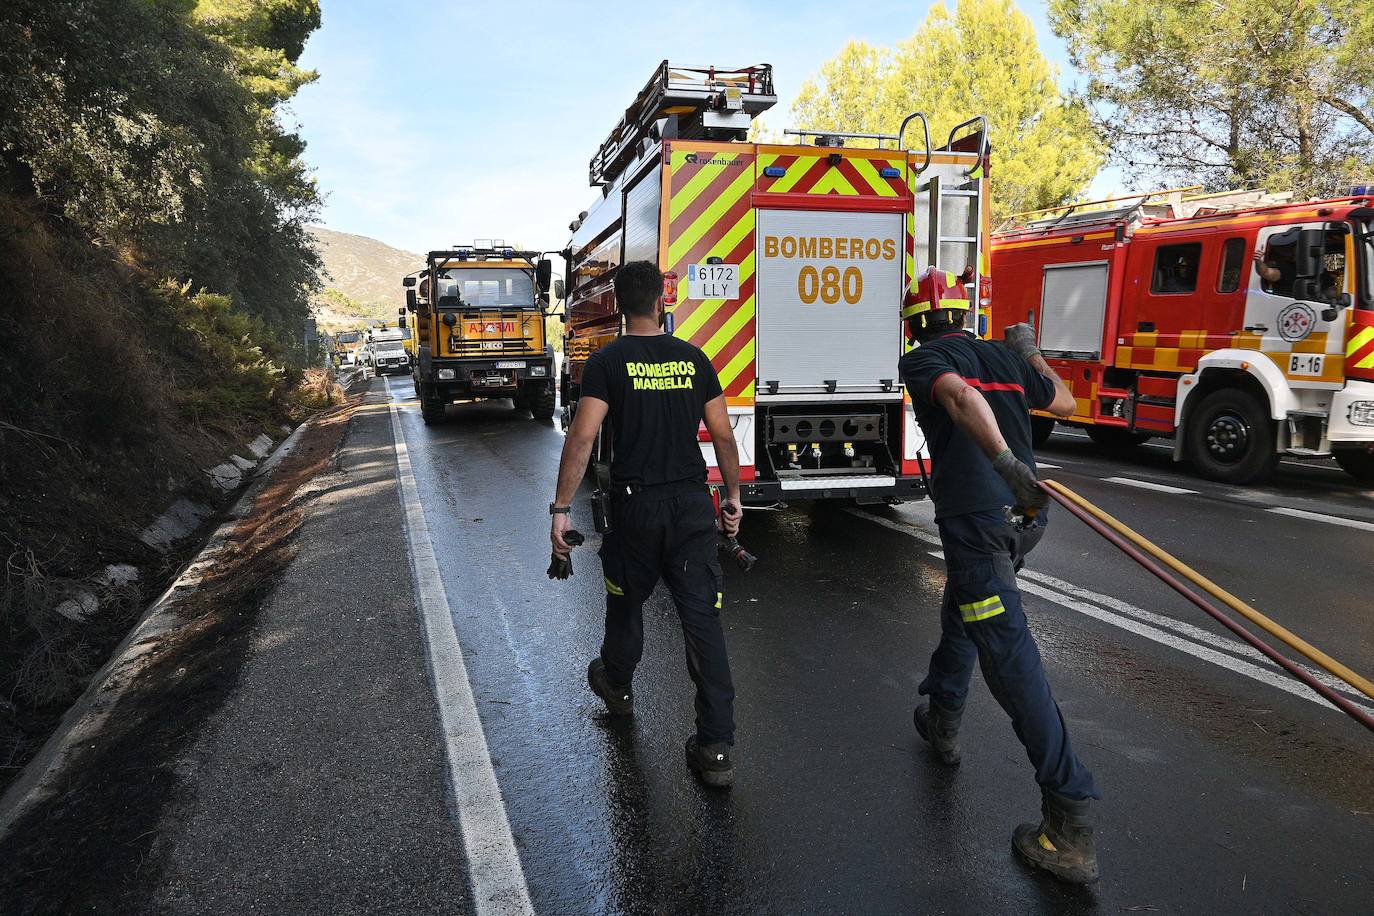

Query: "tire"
left=418, top=382, right=445, bottom=425
left=1030, top=417, right=1056, bottom=449
left=1185, top=388, right=1278, bottom=484
left=1085, top=425, right=1152, bottom=450
left=1334, top=445, right=1374, bottom=481
left=530, top=382, right=556, bottom=421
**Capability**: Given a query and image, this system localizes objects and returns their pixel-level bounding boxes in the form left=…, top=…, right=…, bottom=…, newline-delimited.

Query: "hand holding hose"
left=992, top=448, right=1048, bottom=516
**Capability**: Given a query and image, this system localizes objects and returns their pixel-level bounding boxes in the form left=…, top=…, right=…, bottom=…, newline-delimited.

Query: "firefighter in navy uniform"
left=550, top=260, right=743, bottom=788
left=897, top=269, right=1101, bottom=884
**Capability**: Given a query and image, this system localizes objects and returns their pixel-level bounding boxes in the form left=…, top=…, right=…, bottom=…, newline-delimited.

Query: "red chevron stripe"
left=684, top=271, right=757, bottom=351
left=757, top=154, right=799, bottom=191
left=1350, top=338, right=1374, bottom=370
left=667, top=190, right=753, bottom=275
left=669, top=155, right=754, bottom=236
left=780, top=156, right=832, bottom=195
left=670, top=150, right=728, bottom=196
left=710, top=319, right=753, bottom=372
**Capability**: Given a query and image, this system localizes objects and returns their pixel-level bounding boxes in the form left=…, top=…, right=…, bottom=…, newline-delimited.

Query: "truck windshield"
left=437, top=268, right=535, bottom=308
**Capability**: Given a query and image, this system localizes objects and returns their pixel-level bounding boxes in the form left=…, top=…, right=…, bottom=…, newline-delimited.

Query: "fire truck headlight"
left=1349, top=401, right=1374, bottom=426
left=437, top=368, right=456, bottom=380
left=530, top=365, right=548, bottom=376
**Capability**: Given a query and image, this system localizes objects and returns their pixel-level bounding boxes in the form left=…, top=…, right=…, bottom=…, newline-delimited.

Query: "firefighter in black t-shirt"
left=897, top=268, right=1101, bottom=884
left=550, top=260, right=743, bottom=788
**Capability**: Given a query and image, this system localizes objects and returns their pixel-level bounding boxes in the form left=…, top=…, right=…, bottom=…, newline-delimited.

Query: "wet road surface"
left=382, top=376, right=1374, bottom=914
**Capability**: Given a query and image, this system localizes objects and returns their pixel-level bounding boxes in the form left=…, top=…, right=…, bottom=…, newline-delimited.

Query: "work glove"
left=992, top=449, right=1048, bottom=513
left=547, top=529, right=584, bottom=580
left=1003, top=323, right=1040, bottom=362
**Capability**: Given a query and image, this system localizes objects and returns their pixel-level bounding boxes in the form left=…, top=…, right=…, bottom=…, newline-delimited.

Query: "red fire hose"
left=1038, top=481, right=1374, bottom=736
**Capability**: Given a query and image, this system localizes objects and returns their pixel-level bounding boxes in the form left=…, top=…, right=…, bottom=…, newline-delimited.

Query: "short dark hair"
left=614, top=260, right=663, bottom=317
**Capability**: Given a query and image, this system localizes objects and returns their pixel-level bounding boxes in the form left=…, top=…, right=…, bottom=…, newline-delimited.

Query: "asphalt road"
left=385, top=375, right=1374, bottom=914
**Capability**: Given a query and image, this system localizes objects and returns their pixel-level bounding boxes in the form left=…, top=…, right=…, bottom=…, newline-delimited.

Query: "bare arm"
left=702, top=395, right=741, bottom=504
left=1253, top=250, right=1281, bottom=283
left=931, top=373, right=1009, bottom=460
left=1027, top=353, right=1077, bottom=418
left=550, top=396, right=608, bottom=557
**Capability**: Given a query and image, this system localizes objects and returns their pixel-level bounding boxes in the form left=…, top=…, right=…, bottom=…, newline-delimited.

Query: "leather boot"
left=913, top=701, right=962, bottom=766
left=1013, top=789, right=1099, bottom=884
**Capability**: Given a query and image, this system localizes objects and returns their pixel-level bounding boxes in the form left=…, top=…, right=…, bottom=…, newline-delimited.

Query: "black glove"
left=546, top=529, right=585, bottom=580
left=992, top=449, right=1048, bottom=512
left=1003, top=323, right=1040, bottom=362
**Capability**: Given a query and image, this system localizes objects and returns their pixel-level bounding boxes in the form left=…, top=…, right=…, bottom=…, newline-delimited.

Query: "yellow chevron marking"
left=851, top=158, right=898, bottom=197
left=755, top=151, right=777, bottom=173
left=702, top=294, right=755, bottom=358
left=716, top=338, right=756, bottom=393
left=1360, top=349, right=1374, bottom=370
left=767, top=156, right=817, bottom=194
left=669, top=151, right=739, bottom=221
left=809, top=167, right=858, bottom=196
left=1348, top=326, right=1374, bottom=356
left=667, top=166, right=754, bottom=266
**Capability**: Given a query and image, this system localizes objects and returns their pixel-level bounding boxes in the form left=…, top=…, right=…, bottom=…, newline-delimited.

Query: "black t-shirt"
left=580, top=334, right=724, bottom=487
left=898, top=332, right=1055, bottom=520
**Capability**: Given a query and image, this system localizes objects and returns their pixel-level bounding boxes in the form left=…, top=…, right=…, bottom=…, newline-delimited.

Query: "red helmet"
left=903, top=266, right=972, bottom=342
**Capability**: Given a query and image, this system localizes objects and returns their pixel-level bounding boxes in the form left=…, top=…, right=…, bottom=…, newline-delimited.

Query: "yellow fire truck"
left=562, top=61, right=992, bottom=503
left=403, top=245, right=556, bottom=424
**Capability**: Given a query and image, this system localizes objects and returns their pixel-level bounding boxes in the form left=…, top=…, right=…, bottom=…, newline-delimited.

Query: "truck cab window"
left=1217, top=237, right=1245, bottom=293
left=1151, top=242, right=1202, bottom=294
left=1256, top=229, right=1299, bottom=297
left=436, top=268, right=535, bottom=308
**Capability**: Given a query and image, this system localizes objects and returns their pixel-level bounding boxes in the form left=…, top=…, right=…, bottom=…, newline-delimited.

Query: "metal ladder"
left=924, top=116, right=989, bottom=330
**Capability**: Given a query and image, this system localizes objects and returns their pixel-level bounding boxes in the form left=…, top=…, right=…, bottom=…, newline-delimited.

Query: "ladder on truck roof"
left=589, top=61, right=777, bottom=187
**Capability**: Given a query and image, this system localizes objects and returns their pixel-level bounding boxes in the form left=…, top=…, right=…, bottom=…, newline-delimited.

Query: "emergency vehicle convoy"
left=402, top=245, right=557, bottom=424
left=992, top=189, right=1374, bottom=483
left=561, top=61, right=993, bottom=503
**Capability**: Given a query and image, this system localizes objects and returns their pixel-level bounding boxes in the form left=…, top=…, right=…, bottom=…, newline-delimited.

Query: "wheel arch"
left=1173, top=352, right=1294, bottom=459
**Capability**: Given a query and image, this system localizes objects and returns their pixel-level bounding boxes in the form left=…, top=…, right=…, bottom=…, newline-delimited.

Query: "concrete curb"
left=0, top=420, right=315, bottom=839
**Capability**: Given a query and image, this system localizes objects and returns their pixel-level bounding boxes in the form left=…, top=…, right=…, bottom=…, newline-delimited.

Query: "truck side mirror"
left=536, top=258, right=552, bottom=293
left=1295, top=229, right=1325, bottom=279
left=406, top=289, right=417, bottom=310
left=554, top=278, right=566, bottom=300
left=402, top=276, right=417, bottom=288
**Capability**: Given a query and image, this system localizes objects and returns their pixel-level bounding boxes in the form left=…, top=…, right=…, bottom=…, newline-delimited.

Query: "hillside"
left=308, top=226, right=421, bottom=326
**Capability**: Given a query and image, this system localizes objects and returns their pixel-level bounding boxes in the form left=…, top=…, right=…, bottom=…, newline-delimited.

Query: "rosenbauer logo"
left=683, top=153, right=746, bottom=168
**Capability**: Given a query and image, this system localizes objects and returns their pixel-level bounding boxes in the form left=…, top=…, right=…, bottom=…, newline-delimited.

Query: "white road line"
left=1036, top=462, right=1062, bottom=470
left=1268, top=506, right=1374, bottom=533
left=1102, top=476, right=1198, bottom=495
left=385, top=377, right=534, bottom=916
left=845, top=506, right=1374, bottom=715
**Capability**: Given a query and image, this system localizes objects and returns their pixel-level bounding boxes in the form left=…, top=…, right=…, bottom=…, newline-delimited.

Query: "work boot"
left=1013, top=790, right=1100, bottom=884
left=587, top=658, right=632, bottom=716
left=685, top=735, right=734, bottom=788
left=913, top=701, right=962, bottom=766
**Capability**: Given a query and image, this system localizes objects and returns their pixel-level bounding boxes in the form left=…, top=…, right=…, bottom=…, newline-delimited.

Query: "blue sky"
left=291, top=0, right=1120, bottom=254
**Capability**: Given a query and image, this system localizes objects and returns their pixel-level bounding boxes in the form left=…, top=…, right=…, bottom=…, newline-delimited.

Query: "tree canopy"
left=791, top=0, right=1103, bottom=219
left=1050, top=0, right=1374, bottom=197
left=0, top=0, right=323, bottom=338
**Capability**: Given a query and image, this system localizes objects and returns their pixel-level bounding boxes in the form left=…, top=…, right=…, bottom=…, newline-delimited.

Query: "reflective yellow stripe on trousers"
left=958, top=595, right=1005, bottom=622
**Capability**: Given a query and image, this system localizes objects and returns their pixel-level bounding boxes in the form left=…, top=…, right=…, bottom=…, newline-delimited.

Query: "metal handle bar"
left=945, top=115, right=988, bottom=178
left=898, top=112, right=932, bottom=175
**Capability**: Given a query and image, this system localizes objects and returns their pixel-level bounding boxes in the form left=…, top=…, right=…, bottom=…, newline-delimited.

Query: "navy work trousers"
left=919, top=508, right=1099, bottom=800
left=598, top=483, right=735, bottom=745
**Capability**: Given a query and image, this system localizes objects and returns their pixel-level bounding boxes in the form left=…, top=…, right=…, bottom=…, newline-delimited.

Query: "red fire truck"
left=561, top=61, right=993, bottom=504
left=991, top=189, right=1374, bottom=483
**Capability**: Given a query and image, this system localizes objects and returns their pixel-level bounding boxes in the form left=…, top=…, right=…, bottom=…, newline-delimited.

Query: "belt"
left=609, top=478, right=708, bottom=502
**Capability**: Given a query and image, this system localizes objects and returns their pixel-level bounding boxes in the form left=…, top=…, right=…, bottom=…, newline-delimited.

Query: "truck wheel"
left=1030, top=417, right=1056, bottom=449
left=531, top=382, right=556, bottom=421
left=1086, top=426, right=1152, bottom=450
left=1334, top=445, right=1374, bottom=481
left=1185, top=388, right=1278, bottom=484
left=418, top=383, right=445, bottom=425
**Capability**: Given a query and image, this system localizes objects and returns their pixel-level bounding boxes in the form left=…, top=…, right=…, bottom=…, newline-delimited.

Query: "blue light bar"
left=764, top=166, right=786, bottom=178
left=880, top=166, right=901, bottom=178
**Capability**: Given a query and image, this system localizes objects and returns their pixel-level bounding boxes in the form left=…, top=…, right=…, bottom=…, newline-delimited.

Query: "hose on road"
left=1037, top=479, right=1374, bottom=736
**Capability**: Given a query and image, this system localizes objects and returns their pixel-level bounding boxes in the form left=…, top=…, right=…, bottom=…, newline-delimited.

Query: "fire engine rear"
left=562, top=61, right=993, bottom=504
left=992, top=188, right=1374, bottom=483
